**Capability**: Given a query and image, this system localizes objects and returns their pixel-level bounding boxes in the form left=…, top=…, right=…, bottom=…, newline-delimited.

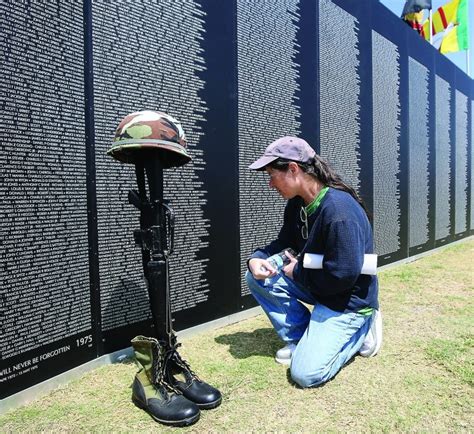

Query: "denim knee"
left=245, top=271, right=264, bottom=295
left=290, top=362, right=332, bottom=388
left=245, top=270, right=255, bottom=286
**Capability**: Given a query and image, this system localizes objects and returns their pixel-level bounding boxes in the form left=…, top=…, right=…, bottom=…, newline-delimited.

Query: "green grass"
left=425, top=335, right=473, bottom=386
left=1, top=239, right=473, bottom=432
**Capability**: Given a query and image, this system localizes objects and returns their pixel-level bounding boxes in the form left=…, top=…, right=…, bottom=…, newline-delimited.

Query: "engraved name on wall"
left=319, top=0, right=361, bottom=191
left=454, top=90, right=468, bottom=234
left=1, top=2, right=90, bottom=359
left=92, top=0, right=209, bottom=330
left=237, top=0, right=301, bottom=295
left=372, top=31, right=401, bottom=256
left=408, top=58, right=430, bottom=247
left=434, top=75, right=451, bottom=240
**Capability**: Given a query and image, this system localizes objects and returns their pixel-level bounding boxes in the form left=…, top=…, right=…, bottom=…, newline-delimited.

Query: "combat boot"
left=164, top=343, right=222, bottom=410
left=131, top=336, right=200, bottom=426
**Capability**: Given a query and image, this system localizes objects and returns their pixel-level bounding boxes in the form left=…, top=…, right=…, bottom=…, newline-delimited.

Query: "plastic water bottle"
left=261, top=248, right=298, bottom=273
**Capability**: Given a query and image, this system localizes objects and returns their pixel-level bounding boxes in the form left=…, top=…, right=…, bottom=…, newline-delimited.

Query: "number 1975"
left=76, top=334, right=93, bottom=347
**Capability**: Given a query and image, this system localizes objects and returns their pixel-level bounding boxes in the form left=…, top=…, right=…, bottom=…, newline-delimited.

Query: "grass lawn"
left=1, top=240, right=473, bottom=432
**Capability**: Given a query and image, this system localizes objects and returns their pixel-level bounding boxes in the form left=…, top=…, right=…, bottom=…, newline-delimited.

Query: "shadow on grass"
left=214, top=327, right=281, bottom=359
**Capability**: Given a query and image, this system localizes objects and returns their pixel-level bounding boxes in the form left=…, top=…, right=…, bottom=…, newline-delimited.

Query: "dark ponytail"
left=268, top=156, right=372, bottom=220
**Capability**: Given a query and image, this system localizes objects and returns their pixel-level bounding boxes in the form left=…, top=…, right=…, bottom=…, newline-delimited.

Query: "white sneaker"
left=359, top=310, right=382, bottom=357
left=275, top=343, right=297, bottom=365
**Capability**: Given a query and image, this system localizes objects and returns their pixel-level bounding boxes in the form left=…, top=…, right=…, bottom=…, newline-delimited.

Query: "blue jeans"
left=246, top=271, right=371, bottom=388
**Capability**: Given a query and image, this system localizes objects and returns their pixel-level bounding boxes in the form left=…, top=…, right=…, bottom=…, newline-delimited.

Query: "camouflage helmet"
left=107, top=110, right=192, bottom=168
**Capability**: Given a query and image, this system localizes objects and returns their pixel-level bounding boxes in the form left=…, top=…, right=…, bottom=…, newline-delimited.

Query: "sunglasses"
left=300, top=206, right=308, bottom=240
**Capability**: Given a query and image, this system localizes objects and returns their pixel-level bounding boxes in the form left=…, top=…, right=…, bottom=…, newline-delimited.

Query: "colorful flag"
left=402, top=0, right=432, bottom=15
left=403, top=11, right=424, bottom=34
left=439, top=0, right=469, bottom=53
left=420, top=0, right=466, bottom=41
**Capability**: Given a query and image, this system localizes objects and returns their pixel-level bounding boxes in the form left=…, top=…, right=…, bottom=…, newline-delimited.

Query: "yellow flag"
left=421, top=0, right=461, bottom=40
left=440, top=26, right=459, bottom=53
left=439, top=0, right=469, bottom=53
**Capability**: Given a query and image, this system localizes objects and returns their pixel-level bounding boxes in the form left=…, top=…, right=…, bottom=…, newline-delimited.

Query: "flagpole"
left=429, top=9, right=433, bottom=44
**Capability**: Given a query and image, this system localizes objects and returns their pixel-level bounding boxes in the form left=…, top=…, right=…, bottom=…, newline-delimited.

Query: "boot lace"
left=151, top=343, right=182, bottom=395
left=168, top=343, right=201, bottom=382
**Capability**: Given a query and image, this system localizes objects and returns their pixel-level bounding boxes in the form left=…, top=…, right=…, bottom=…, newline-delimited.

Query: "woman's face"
left=265, top=166, right=298, bottom=199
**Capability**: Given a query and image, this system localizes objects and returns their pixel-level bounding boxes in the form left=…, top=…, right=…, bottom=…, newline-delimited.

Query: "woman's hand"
left=248, top=258, right=277, bottom=280
left=282, top=250, right=298, bottom=279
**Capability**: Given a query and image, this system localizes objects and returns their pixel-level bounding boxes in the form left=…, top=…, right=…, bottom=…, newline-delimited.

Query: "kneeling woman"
left=246, top=136, right=382, bottom=388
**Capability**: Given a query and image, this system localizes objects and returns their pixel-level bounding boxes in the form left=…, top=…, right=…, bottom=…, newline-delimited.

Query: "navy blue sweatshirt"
left=250, top=187, right=379, bottom=313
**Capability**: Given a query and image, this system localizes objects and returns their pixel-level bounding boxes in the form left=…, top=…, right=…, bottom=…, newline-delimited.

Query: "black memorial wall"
left=1, top=0, right=472, bottom=399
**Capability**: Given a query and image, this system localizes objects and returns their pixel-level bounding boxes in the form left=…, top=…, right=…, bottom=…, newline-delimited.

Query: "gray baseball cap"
left=249, top=136, right=316, bottom=170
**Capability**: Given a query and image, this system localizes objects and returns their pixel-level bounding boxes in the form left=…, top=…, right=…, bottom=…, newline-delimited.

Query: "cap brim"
left=248, top=155, right=279, bottom=170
